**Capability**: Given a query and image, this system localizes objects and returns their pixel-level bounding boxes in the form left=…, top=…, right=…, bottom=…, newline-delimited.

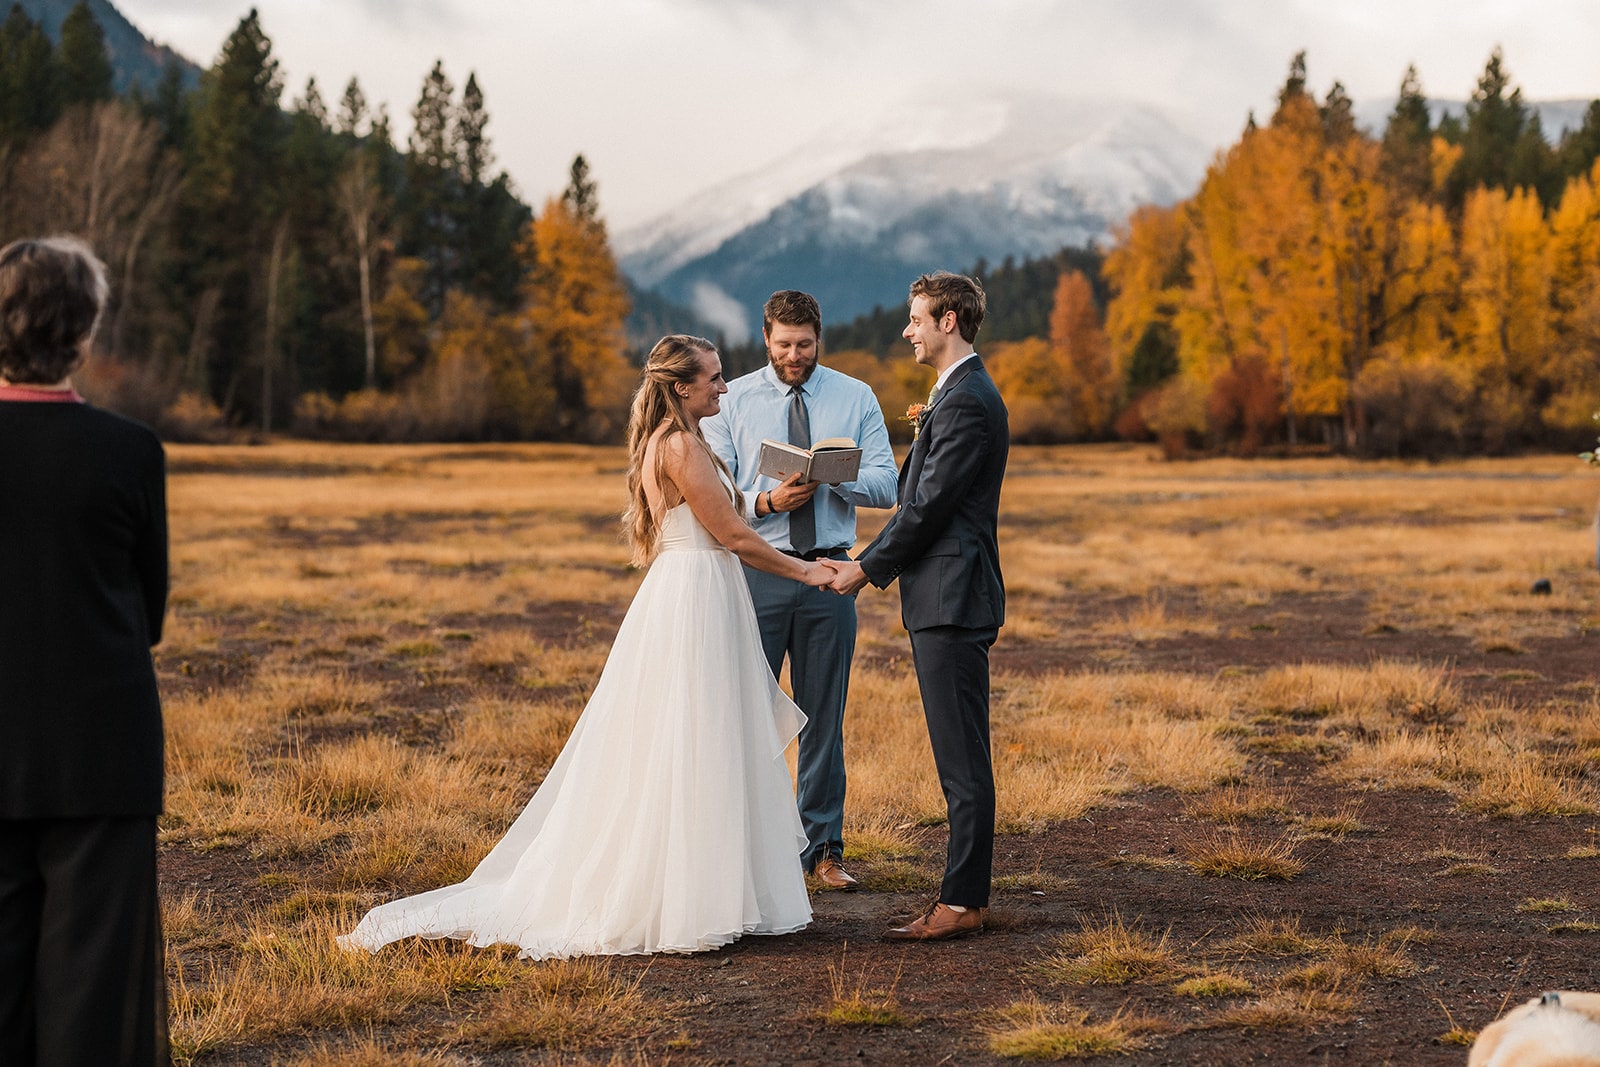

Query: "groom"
left=825, top=271, right=1008, bottom=940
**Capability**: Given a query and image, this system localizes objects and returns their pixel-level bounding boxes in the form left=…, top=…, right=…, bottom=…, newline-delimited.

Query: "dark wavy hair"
left=762, top=289, right=822, bottom=338
left=909, top=271, right=986, bottom=344
left=0, top=236, right=110, bottom=384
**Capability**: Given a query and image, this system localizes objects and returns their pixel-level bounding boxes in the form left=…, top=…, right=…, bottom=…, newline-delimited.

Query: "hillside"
left=14, top=0, right=198, bottom=92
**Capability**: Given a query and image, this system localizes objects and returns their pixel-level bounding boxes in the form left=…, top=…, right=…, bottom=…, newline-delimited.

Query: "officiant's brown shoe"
left=883, top=902, right=984, bottom=941
left=812, top=856, right=859, bottom=891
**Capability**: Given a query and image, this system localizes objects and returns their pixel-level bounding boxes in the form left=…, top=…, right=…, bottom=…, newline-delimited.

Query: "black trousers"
left=0, top=817, right=169, bottom=1067
left=908, top=624, right=998, bottom=909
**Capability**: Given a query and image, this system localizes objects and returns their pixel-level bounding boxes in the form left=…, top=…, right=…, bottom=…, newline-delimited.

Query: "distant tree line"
left=827, top=50, right=1600, bottom=456
left=0, top=3, right=634, bottom=441
left=6, top=9, right=1597, bottom=457
left=1100, top=50, right=1600, bottom=457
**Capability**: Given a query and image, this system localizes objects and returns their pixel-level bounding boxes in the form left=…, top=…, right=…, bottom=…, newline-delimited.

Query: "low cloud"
left=690, top=281, right=751, bottom=344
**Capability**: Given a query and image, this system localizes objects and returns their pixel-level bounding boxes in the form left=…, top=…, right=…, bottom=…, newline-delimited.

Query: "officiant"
left=704, top=290, right=897, bottom=889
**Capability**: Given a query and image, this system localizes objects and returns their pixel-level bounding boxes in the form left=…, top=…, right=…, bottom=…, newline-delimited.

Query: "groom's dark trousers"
left=859, top=356, right=1008, bottom=909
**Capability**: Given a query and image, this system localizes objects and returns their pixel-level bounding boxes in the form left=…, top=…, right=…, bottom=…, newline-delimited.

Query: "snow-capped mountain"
left=616, top=95, right=1214, bottom=340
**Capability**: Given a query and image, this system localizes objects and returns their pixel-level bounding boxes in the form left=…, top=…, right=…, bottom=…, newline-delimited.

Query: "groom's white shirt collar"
left=934, top=352, right=979, bottom=394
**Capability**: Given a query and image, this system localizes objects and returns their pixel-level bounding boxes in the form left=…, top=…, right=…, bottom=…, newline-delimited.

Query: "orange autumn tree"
left=1456, top=185, right=1553, bottom=449
left=988, top=270, right=1116, bottom=442
left=516, top=155, right=633, bottom=441
left=1545, top=159, right=1600, bottom=433
left=1105, top=48, right=1600, bottom=455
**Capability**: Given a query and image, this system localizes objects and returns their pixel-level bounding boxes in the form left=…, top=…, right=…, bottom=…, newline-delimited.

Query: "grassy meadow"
left=154, top=442, right=1600, bottom=1064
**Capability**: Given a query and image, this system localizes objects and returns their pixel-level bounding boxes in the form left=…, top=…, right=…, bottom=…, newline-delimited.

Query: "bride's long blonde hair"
left=623, top=335, right=744, bottom=566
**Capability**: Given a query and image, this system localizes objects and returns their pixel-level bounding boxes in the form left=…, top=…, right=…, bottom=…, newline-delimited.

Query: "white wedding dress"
left=340, top=497, right=812, bottom=959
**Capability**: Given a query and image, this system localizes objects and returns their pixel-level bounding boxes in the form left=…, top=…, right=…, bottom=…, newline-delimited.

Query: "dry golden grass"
left=821, top=950, right=912, bottom=1028
left=1208, top=989, right=1357, bottom=1030
left=1037, top=912, right=1189, bottom=986
left=149, top=443, right=1600, bottom=1059
left=1182, top=829, right=1306, bottom=881
left=1518, top=897, right=1580, bottom=913
left=986, top=999, right=1155, bottom=1059
left=1228, top=916, right=1338, bottom=958
left=272, top=1038, right=469, bottom=1066
left=1174, top=973, right=1254, bottom=998
left=1183, top=786, right=1292, bottom=825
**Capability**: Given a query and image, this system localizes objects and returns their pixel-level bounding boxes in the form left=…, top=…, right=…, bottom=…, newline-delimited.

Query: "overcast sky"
left=114, top=0, right=1600, bottom=231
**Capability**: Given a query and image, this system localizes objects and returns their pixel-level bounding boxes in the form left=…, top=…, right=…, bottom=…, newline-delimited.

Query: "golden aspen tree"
left=416, top=290, right=523, bottom=439
left=1457, top=185, right=1553, bottom=446
left=518, top=193, right=633, bottom=441
left=1544, top=158, right=1600, bottom=431
left=1381, top=201, right=1459, bottom=361
left=985, top=338, right=1058, bottom=441
left=1104, top=203, right=1188, bottom=372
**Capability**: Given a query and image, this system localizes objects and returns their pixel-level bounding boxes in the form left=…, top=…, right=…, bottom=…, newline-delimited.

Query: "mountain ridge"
left=617, top=94, right=1213, bottom=339
left=14, top=0, right=199, bottom=92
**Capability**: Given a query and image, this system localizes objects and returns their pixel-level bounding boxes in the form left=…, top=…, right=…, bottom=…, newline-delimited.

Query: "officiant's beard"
left=767, top=348, right=818, bottom=387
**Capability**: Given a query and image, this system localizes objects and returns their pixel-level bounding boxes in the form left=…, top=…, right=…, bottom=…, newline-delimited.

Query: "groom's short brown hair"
left=762, top=290, right=821, bottom=338
left=910, top=271, right=986, bottom=344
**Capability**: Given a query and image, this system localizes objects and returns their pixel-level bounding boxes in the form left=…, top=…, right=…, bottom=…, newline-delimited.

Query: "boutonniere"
left=903, top=402, right=927, bottom=439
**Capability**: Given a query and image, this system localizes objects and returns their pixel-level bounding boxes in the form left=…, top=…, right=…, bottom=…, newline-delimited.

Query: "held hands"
left=767, top=472, right=820, bottom=514
left=823, top=559, right=869, bottom=596
left=803, top=559, right=840, bottom=588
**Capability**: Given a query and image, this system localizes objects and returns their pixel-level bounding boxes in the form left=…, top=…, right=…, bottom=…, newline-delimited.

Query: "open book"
left=758, top=437, right=862, bottom=485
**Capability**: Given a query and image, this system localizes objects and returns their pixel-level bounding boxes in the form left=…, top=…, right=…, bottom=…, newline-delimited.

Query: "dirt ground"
left=159, top=586, right=1600, bottom=1065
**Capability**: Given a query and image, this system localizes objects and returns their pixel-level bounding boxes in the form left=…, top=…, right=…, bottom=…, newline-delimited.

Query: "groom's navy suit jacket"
left=858, top=356, right=1008, bottom=629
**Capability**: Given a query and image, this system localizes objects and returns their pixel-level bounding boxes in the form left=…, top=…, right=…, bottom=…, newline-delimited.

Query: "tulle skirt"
left=339, top=537, right=812, bottom=959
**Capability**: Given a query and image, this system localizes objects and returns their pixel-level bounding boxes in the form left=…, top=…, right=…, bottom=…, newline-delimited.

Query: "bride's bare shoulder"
left=652, top=425, right=707, bottom=470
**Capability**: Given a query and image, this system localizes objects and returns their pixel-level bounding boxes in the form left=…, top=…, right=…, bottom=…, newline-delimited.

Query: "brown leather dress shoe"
left=883, top=901, right=985, bottom=941
left=812, top=856, right=859, bottom=890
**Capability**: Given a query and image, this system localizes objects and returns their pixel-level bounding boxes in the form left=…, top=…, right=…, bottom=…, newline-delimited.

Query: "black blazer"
left=859, top=357, right=1008, bottom=631
left=0, top=400, right=168, bottom=818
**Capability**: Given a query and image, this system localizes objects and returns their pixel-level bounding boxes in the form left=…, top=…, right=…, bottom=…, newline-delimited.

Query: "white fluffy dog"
left=1469, top=992, right=1600, bottom=1067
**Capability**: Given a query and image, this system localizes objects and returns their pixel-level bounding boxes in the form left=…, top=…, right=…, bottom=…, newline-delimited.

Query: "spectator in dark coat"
left=0, top=236, right=170, bottom=1067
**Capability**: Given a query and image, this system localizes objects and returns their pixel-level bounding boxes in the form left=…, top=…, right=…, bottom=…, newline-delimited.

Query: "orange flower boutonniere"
left=904, top=402, right=927, bottom=439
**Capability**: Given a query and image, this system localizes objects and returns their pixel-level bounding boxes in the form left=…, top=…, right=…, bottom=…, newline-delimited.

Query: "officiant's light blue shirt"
left=703, top=363, right=899, bottom=554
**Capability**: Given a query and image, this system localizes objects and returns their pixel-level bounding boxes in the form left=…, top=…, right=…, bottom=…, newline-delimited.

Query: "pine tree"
left=1380, top=64, right=1434, bottom=202
left=562, top=154, right=599, bottom=222
left=1557, top=101, right=1600, bottom=183
left=0, top=5, right=63, bottom=147
left=1320, top=81, right=1357, bottom=144
left=184, top=7, right=286, bottom=412
left=145, top=58, right=191, bottom=149
left=448, top=71, right=526, bottom=308
left=57, top=1, right=112, bottom=106
left=1445, top=48, right=1557, bottom=208
left=336, top=76, right=366, bottom=137
left=455, top=72, right=490, bottom=186
left=403, top=59, right=460, bottom=315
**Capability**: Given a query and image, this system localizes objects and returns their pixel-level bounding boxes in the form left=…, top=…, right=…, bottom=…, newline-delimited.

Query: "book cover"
left=757, top=437, right=862, bottom=484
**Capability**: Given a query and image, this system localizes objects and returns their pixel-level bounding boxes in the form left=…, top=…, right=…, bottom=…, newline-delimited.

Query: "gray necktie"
left=787, top=385, right=816, bottom=555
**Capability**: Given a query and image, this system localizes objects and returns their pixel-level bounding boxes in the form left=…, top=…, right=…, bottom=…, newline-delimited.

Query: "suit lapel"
left=900, top=357, right=984, bottom=506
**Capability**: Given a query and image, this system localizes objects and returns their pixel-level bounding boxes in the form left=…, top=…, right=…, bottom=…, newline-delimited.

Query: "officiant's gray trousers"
left=742, top=562, right=857, bottom=870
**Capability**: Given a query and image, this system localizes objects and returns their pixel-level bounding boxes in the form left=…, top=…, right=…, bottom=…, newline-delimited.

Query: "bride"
left=340, top=335, right=835, bottom=959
